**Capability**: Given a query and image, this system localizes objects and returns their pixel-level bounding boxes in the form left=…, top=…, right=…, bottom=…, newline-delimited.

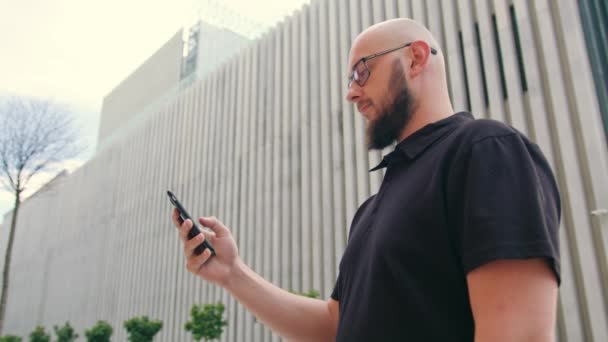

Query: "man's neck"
left=398, top=104, right=454, bottom=141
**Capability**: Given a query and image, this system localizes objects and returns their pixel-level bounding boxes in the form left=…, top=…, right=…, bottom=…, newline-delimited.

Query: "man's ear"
left=409, top=40, right=431, bottom=77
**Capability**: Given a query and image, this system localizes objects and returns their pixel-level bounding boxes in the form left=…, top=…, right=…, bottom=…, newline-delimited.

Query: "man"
left=172, top=18, right=560, bottom=341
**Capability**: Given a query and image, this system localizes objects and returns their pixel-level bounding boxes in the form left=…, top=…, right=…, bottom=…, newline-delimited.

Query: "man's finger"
left=179, top=219, right=193, bottom=242
left=184, top=233, right=205, bottom=257
left=172, top=208, right=183, bottom=228
left=186, top=248, right=213, bottom=273
left=199, top=216, right=229, bottom=237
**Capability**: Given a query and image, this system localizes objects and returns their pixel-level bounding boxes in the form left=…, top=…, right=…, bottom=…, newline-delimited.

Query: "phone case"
left=167, top=190, right=216, bottom=256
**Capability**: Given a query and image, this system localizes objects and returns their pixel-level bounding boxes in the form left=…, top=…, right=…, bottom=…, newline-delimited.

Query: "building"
left=2, top=0, right=607, bottom=341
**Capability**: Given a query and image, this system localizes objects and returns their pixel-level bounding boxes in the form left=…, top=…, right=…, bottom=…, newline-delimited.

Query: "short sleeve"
left=331, top=272, right=342, bottom=301
left=460, top=134, right=561, bottom=284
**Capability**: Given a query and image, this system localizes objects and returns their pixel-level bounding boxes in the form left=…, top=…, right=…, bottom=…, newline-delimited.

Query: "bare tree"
left=0, top=97, right=84, bottom=333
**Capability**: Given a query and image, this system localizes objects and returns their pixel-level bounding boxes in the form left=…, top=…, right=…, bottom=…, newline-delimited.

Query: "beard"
left=366, top=61, right=416, bottom=150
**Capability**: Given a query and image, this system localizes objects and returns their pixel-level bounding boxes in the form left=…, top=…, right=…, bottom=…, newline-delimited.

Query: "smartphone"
left=167, top=190, right=216, bottom=256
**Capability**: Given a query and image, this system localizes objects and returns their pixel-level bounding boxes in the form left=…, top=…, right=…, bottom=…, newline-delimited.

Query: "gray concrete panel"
left=328, top=0, right=346, bottom=277
left=349, top=0, right=372, bottom=218
left=318, top=0, right=336, bottom=299
left=338, top=0, right=358, bottom=238
left=298, top=5, right=313, bottom=299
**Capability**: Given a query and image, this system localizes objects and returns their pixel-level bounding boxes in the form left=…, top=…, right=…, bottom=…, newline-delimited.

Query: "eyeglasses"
left=348, top=41, right=438, bottom=89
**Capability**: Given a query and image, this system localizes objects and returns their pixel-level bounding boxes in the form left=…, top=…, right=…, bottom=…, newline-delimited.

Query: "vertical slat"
left=213, top=67, right=226, bottom=308
left=508, top=2, right=568, bottom=340
left=281, top=16, right=293, bottom=296
left=200, top=69, right=214, bottom=319
left=150, top=110, right=161, bottom=325
left=249, top=43, right=261, bottom=341
left=425, top=0, right=444, bottom=47
left=361, top=0, right=383, bottom=194
left=440, top=0, right=467, bottom=111
left=397, top=0, right=411, bottom=18
left=552, top=0, right=608, bottom=306
left=530, top=0, right=607, bottom=340
left=290, top=12, right=303, bottom=298
left=411, top=0, right=427, bottom=25
left=350, top=0, right=372, bottom=208
left=121, top=124, right=138, bottom=341
left=204, top=71, right=220, bottom=331
left=271, top=23, right=283, bottom=342
left=179, top=90, right=191, bottom=339
left=243, top=46, right=255, bottom=341
left=552, top=0, right=608, bottom=338
left=338, top=0, right=358, bottom=240
left=308, top=1, right=324, bottom=300
left=456, top=0, right=486, bottom=116
left=160, top=103, right=173, bottom=342
left=491, top=0, right=528, bottom=131
left=384, top=0, right=398, bottom=19
left=127, top=118, right=143, bottom=338
left=191, top=82, right=204, bottom=306
left=253, top=33, right=267, bottom=342
left=228, top=50, right=243, bottom=342
left=471, top=0, right=507, bottom=122
left=221, top=56, right=237, bottom=341
left=234, top=38, right=248, bottom=342
left=217, top=53, right=232, bottom=340
left=136, top=124, right=148, bottom=322
left=262, top=29, right=275, bottom=342
left=328, top=0, right=346, bottom=282
left=177, top=93, right=190, bottom=342
left=299, top=5, right=313, bottom=299
left=372, top=0, right=386, bottom=23
left=169, top=99, right=182, bottom=342
left=318, top=0, right=336, bottom=299
left=371, top=0, right=393, bottom=181
left=195, top=75, right=208, bottom=340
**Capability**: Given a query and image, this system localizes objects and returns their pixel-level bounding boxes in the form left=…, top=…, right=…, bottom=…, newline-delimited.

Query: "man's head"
left=346, top=18, right=450, bottom=150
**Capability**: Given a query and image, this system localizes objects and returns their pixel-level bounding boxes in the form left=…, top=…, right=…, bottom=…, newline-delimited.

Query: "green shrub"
left=84, top=321, right=112, bottom=342
left=53, top=322, right=78, bottom=342
left=290, top=289, right=321, bottom=299
left=184, top=303, right=228, bottom=341
left=28, top=326, right=50, bottom=342
left=123, top=316, right=162, bottom=342
left=0, top=335, right=22, bottom=342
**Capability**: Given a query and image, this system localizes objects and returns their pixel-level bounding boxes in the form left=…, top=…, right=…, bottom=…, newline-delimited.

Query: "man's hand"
left=172, top=209, right=240, bottom=287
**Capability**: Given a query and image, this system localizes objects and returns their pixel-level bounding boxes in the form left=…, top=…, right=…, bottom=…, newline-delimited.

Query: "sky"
left=0, top=0, right=310, bottom=223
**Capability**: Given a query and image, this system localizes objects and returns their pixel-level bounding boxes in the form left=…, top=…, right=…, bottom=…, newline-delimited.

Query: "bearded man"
left=172, top=18, right=560, bottom=342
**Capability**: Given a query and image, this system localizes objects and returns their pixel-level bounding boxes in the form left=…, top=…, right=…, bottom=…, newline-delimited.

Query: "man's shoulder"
left=454, top=116, right=522, bottom=145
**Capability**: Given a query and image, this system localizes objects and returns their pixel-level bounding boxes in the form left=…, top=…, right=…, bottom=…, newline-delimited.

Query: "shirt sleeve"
left=331, top=272, right=342, bottom=301
left=459, top=134, right=561, bottom=284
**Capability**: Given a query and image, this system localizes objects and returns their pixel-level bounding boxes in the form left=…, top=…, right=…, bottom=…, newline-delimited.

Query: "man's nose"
left=345, top=83, right=362, bottom=103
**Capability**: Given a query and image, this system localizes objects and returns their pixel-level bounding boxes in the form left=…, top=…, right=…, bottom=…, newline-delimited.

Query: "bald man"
left=172, top=19, right=560, bottom=341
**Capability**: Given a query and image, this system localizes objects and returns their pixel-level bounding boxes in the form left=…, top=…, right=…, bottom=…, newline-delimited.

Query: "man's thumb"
left=199, top=216, right=229, bottom=237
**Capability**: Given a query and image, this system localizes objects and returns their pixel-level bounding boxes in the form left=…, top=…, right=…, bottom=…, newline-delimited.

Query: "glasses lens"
left=355, top=60, right=369, bottom=86
left=348, top=60, right=370, bottom=88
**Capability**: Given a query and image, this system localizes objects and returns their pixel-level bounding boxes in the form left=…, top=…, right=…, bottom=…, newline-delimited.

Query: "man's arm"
left=225, top=261, right=340, bottom=342
left=173, top=211, right=339, bottom=342
left=467, top=258, right=558, bottom=342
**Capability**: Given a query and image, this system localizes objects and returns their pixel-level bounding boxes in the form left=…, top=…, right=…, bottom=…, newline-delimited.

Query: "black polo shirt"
left=331, top=112, right=560, bottom=341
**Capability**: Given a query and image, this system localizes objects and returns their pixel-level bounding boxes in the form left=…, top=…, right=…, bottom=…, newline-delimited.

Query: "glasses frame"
left=348, top=41, right=438, bottom=89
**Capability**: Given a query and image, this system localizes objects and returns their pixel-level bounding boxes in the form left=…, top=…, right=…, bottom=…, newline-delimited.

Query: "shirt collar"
left=370, top=112, right=474, bottom=172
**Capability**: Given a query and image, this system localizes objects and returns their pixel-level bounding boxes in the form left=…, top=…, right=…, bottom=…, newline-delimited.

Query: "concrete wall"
left=3, top=0, right=608, bottom=341
left=196, top=21, right=251, bottom=79
left=97, top=29, right=184, bottom=148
